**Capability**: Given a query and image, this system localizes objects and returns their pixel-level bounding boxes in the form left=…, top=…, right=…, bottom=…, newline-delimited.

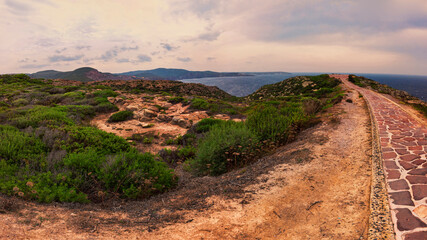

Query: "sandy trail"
left=138, top=82, right=373, bottom=239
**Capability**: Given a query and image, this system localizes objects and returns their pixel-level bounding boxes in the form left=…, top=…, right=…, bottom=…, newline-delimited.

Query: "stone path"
left=333, top=74, right=427, bottom=240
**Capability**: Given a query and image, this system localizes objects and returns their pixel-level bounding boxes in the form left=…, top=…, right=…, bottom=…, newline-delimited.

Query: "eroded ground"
left=0, top=83, right=373, bottom=239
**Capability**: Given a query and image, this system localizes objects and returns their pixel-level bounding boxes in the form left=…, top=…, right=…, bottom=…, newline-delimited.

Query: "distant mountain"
left=30, top=67, right=137, bottom=82
left=118, top=68, right=250, bottom=80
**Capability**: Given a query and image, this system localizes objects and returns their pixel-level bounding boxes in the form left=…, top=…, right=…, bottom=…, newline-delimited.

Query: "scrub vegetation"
left=0, top=73, right=343, bottom=203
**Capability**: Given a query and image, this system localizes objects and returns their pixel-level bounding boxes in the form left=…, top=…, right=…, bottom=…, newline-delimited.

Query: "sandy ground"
left=0, top=84, right=373, bottom=239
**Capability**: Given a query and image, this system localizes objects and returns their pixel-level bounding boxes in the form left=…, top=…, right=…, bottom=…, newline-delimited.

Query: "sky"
left=1, top=0, right=427, bottom=75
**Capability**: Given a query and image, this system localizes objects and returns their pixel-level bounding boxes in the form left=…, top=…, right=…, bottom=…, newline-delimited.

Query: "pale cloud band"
left=1, top=0, right=426, bottom=75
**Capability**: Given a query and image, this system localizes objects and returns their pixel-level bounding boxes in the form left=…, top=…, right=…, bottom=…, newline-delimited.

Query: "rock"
left=142, top=109, right=157, bottom=118
left=125, top=104, right=139, bottom=111
left=157, top=114, right=172, bottom=122
left=193, top=111, right=209, bottom=120
left=137, top=123, right=154, bottom=128
left=147, top=106, right=160, bottom=112
left=171, top=116, right=191, bottom=128
left=115, top=98, right=124, bottom=104
left=214, top=114, right=230, bottom=120
left=163, top=103, right=172, bottom=108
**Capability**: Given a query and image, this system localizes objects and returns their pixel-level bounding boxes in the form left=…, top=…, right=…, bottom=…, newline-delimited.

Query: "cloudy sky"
left=1, top=0, right=427, bottom=75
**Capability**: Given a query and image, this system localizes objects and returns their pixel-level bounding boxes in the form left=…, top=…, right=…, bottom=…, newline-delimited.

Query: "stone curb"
left=361, top=93, right=396, bottom=240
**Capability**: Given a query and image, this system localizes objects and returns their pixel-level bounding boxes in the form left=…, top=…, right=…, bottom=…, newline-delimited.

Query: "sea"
left=181, top=73, right=427, bottom=101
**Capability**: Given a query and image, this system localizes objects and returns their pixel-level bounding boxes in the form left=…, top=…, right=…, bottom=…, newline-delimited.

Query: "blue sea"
left=181, top=73, right=427, bottom=101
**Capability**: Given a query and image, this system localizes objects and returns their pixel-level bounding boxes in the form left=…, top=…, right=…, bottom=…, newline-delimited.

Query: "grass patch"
left=108, top=110, right=134, bottom=122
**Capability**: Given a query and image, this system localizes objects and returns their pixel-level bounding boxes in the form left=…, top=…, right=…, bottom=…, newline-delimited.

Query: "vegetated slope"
left=247, top=74, right=341, bottom=100
left=0, top=73, right=343, bottom=206
left=119, top=68, right=249, bottom=80
left=89, top=79, right=233, bottom=99
left=0, top=74, right=177, bottom=203
left=30, top=67, right=137, bottom=82
left=349, top=74, right=427, bottom=117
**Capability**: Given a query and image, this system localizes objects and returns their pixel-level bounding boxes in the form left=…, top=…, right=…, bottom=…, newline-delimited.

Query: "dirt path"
left=0, top=82, right=373, bottom=240
left=137, top=82, right=373, bottom=239
left=335, top=74, right=427, bottom=240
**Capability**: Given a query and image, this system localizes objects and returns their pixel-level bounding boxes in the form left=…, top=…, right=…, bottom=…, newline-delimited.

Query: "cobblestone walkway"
left=334, top=74, right=427, bottom=240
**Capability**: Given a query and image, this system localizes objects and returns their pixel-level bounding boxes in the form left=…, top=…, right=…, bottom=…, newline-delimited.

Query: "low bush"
left=63, top=91, right=85, bottom=100
left=10, top=105, right=75, bottom=129
left=62, top=126, right=131, bottom=154
left=246, top=103, right=306, bottom=142
left=168, top=96, right=185, bottom=104
left=188, top=121, right=259, bottom=176
left=92, top=89, right=118, bottom=98
left=108, top=110, right=133, bottom=122
left=194, top=118, right=225, bottom=133
left=190, top=98, right=210, bottom=110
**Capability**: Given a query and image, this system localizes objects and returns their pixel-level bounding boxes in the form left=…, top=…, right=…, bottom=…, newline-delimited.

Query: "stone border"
left=362, top=94, right=396, bottom=239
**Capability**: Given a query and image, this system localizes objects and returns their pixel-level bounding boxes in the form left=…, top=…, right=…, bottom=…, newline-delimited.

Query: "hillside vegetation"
left=348, top=74, right=427, bottom=117
left=0, top=74, right=176, bottom=203
left=0, top=73, right=343, bottom=203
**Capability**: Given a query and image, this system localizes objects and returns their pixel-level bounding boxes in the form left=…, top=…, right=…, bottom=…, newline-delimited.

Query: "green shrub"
left=0, top=124, right=176, bottom=202
left=0, top=125, right=46, bottom=166
left=11, top=106, right=75, bottom=129
left=99, top=150, right=177, bottom=199
left=188, top=121, right=258, bottom=176
left=246, top=103, right=306, bottom=142
left=191, top=98, right=210, bottom=110
left=108, top=110, right=134, bottom=122
left=92, top=89, right=118, bottom=98
left=63, top=91, right=85, bottom=100
left=62, top=126, right=131, bottom=154
left=195, top=118, right=225, bottom=133
left=178, top=145, right=196, bottom=159
left=93, top=102, right=119, bottom=113
left=412, top=103, right=427, bottom=117
left=168, top=96, right=185, bottom=104
left=11, top=98, right=29, bottom=107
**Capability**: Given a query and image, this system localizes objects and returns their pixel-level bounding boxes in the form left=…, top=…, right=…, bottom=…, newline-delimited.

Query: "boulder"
left=147, top=106, right=160, bottom=112
left=125, top=104, right=139, bottom=111
left=171, top=116, right=191, bottom=128
left=163, top=103, right=173, bottom=108
left=137, top=123, right=154, bottom=128
left=157, top=114, right=172, bottom=122
left=142, top=109, right=157, bottom=118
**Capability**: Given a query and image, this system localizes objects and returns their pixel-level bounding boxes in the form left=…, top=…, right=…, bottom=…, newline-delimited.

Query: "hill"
left=30, top=67, right=137, bottom=82
left=119, top=68, right=249, bottom=80
left=247, top=74, right=341, bottom=101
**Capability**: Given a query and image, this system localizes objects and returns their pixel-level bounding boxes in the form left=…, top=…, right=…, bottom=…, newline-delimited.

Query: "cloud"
left=206, top=57, right=215, bottom=61
left=34, top=38, right=59, bottom=47
left=55, top=48, right=67, bottom=54
left=21, top=63, right=49, bottom=69
left=116, top=58, right=130, bottom=63
left=5, top=0, right=33, bottom=15
left=137, top=54, right=152, bottom=62
left=100, top=45, right=139, bottom=61
left=48, top=54, right=84, bottom=62
left=161, top=43, right=179, bottom=51
left=197, top=31, right=221, bottom=41
left=177, top=57, right=191, bottom=62
left=120, top=46, right=139, bottom=51
left=75, top=45, right=91, bottom=50
left=74, top=17, right=97, bottom=35
left=101, top=49, right=119, bottom=61
left=170, top=0, right=223, bottom=19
